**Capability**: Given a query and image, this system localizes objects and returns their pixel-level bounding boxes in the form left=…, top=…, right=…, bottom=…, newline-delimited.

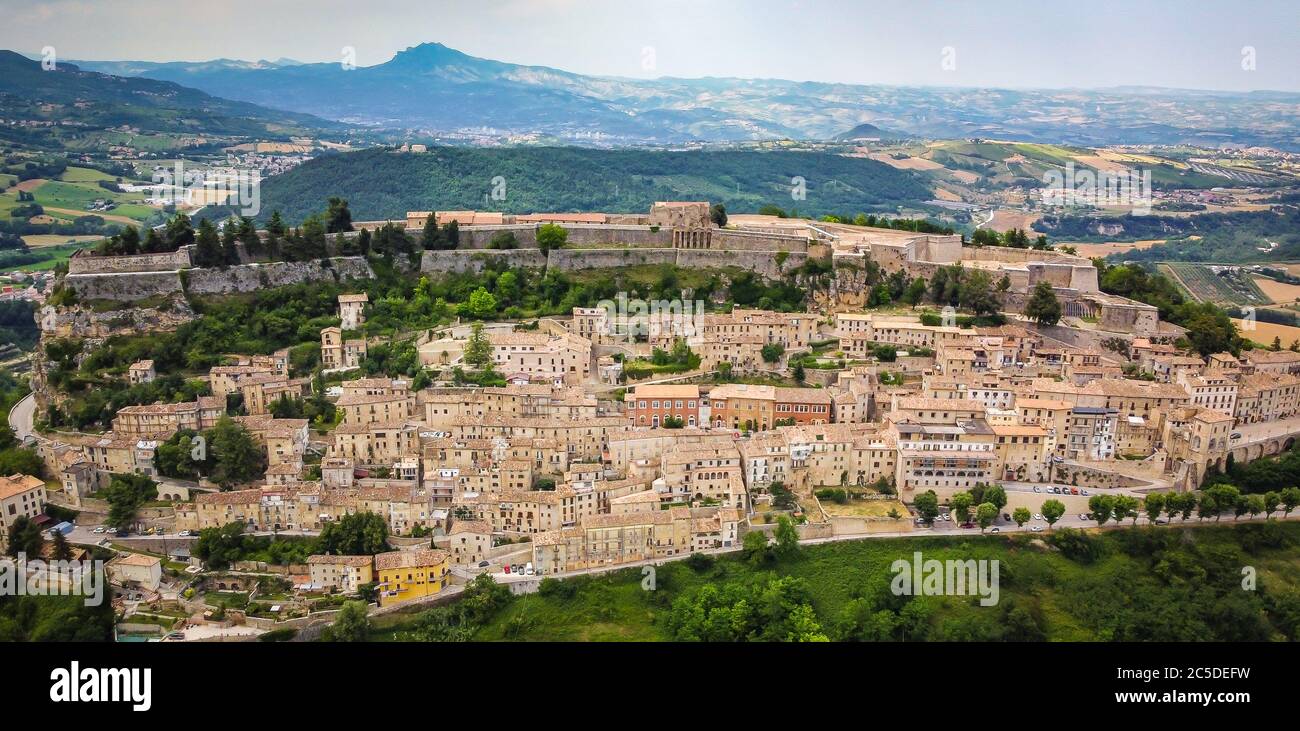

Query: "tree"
left=792, top=361, right=806, bottom=383
left=50, top=531, right=73, bottom=561
left=325, top=197, right=354, bottom=234
left=1280, top=486, right=1300, bottom=517
left=950, top=491, right=973, bottom=523
left=536, top=223, right=568, bottom=255
left=743, top=530, right=771, bottom=565
left=194, top=217, right=223, bottom=268
left=1025, top=281, right=1062, bottom=326
left=761, top=343, right=785, bottom=363
left=193, top=522, right=247, bottom=568
left=1113, top=495, right=1140, bottom=525
left=1040, top=499, right=1065, bottom=529
left=1195, top=491, right=1217, bottom=521
left=420, top=214, right=443, bottom=251
left=982, top=484, right=1008, bottom=512
left=715, top=361, right=733, bottom=382
left=488, top=231, right=518, bottom=249
left=463, top=321, right=493, bottom=368
left=5, top=515, right=44, bottom=558
left=1205, top=484, right=1241, bottom=522
left=774, top=515, right=800, bottom=559
left=323, top=600, right=370, bottom=642
left=207, top=417, right=266, bottom=489
left=902, top=277, right=927, bottom=307
left=1144, top=492, right=1166, bottom=524
left=154, top=429, right=205, bottom=480
left=1173, top=491, right=1196, bottom=522
left=1088, top=494, right=1115, bottom=526
left=1263, top=491, right=1282, bottom=518
left=318, top=511, right=389, bottom=555
left=709, top=203, right=728, bottom=227
left=462, top=287, right=497, bottom=319
left=913, top=490, right=940, bottom=524
left=1245, top=494, right=1266, bottom=520
left=101, top=473, right=158, bottom=529
left=220, top=219, right=240, bottom=264
left=118, top=226, right=140, bottom=255
left=976, top=502, right=997, bottom=532
left=959, top=269, right=1000, bottom=315
left=1012, top=507, right=1031, bottom=527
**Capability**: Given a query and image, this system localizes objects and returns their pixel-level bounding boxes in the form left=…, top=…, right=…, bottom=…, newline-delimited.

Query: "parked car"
left=1030, top=525, right=1044, bottom=532
left=1033, top=514, right=1044, bottom=521
left=503, top=564, right=511, bottom=574
left=92, top=527, right=106, bottom=534
left=1081, top=490, right=1090, bottom=496
left=178, top=530, right=191, bottom=537
left=525, top=563, right=535, bottom=576
left=1003, top=513, right=1011, bottom=521
left=960, top=522, right=975, bottom=529
left=1033, top=486, right=1041, bottom=493
left=478, top=561, right=490, bottom=568
left=989, top=527, right=1001, bottom=534
left=1070, top=488, right=1080, bottom=495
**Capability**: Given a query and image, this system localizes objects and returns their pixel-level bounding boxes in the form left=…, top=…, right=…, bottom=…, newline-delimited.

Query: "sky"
left=3, top=0, right=1299, bottom=91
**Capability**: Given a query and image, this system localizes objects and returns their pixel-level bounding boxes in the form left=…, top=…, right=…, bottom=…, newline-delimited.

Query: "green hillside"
left=0, top=50, right=338, bottom=151
left=370, top=522, right=1300, bottom=642
left=255, top=146, right=934, bottom=224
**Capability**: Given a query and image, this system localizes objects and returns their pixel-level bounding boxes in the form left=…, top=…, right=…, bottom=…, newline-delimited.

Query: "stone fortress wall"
left=66, top=246, right=194, bottom=274
left=63, top=257, right=376, bottom=301
left=56, top=201, right=1145, bottom=334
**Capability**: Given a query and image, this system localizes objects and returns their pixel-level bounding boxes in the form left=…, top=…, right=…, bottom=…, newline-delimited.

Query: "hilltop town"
left=4, top=197, right=1299, bottom=641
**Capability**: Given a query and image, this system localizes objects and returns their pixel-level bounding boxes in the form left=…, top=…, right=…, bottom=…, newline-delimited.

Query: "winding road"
left=8, top=392, right=36, bottom=442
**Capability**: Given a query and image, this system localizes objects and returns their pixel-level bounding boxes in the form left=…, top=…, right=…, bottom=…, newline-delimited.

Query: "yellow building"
left=374, top=549, right=450, bottom=605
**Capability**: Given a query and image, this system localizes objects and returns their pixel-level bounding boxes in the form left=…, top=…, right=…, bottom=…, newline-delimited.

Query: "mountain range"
left=0, top=50, right=337, bottom=142
left=69, top=42, right=1300, bottom=149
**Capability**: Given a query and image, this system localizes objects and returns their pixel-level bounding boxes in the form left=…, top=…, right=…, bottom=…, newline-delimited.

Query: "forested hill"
left=255, top=146, right=933, bottom=224
left=0, top=50, right=336, bottom=139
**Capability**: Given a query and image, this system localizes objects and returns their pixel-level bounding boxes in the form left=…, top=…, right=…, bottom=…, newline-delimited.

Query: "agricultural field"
left=0, top=165, right=158, bottom=233
left=20, top=234, right=104, bottom=249
left=1068, top=239, right=1166, bottom=258
left=1162, top=262, right=1269, bottom=306
left=1232, top=318, right=1300, bottom=348
left=1252, top=276, right=1300, bottom=305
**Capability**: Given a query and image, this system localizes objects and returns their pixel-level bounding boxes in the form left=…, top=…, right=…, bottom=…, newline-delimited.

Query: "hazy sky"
left=4, top=0, right=1299, bottom=91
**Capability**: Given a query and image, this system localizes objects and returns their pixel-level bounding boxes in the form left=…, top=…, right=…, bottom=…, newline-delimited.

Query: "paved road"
left=8, top=392, right=36, bottom=441
left=1235, top=414, right=1300, bottom=446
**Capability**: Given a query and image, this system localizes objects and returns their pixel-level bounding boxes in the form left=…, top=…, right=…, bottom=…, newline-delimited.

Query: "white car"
left=1030, top=525, right=1044, bottom=532
left=1033, top=514, right=1044, bottom=521
left=92, top=527, right=106, bottom=534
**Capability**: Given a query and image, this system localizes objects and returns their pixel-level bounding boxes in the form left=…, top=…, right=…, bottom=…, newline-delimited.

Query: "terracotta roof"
left=374, top=549, right=448, bottom=571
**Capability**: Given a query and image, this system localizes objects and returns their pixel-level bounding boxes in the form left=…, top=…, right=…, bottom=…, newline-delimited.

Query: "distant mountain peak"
left=387, top=42, right=479, bottom=68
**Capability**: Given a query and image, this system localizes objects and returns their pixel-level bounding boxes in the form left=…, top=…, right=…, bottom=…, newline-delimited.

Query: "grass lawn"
left=820, top=497, right=909, bottom=518
left=205, top=591, right=249, bottom=610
